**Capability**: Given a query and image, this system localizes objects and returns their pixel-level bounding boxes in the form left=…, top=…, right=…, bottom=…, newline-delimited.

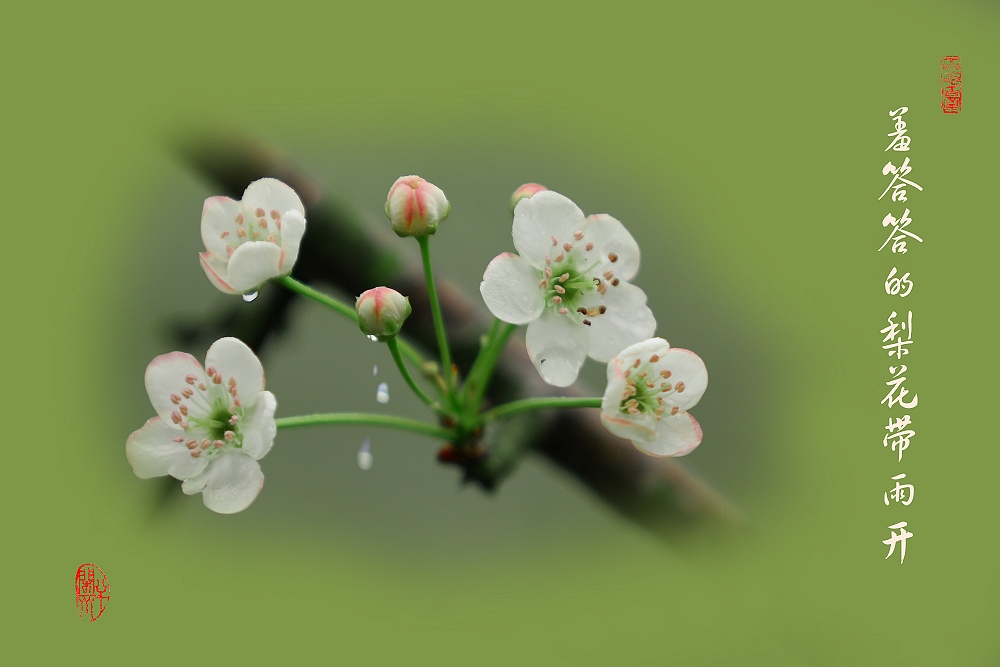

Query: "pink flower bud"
left=384, top=175, right=450, bottom=237
left=356, top=287, right=412, bottom=341
left=509, top=183, right=548, bottom=214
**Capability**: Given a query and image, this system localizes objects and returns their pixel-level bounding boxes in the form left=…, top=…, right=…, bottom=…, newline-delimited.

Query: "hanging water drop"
left=367, top=335, right=378, bottom=342
left=373, top=364, right=378, bottom=376
left=376, top=382, right=390, bottom=404
left=357, top=438, right=373, bottom=471
left=242, top=291, right=259, bottom=302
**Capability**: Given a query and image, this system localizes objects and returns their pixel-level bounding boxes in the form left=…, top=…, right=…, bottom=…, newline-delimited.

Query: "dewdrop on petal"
left=384, top=175, right=450, bottom=237
left=356, top=287, right=412, bottom=342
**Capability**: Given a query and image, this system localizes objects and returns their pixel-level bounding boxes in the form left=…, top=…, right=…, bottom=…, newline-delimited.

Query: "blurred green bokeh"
left=7, top=0, right=998, bottom=663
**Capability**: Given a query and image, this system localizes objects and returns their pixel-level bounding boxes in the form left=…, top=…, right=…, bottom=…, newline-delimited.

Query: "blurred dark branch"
left=174, top=131, right=742, bottom=540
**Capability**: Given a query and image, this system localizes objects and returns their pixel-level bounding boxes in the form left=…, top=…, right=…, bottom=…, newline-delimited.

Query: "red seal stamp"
left=75, top=564, right=110, bottom=621
left=940, top=56, right=962, bottom=114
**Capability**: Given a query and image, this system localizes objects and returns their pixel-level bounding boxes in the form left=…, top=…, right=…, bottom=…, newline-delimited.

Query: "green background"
left=7, top=0, right=998, bottom=663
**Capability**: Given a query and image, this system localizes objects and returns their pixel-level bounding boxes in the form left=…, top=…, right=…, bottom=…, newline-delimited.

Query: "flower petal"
left=585, top=214, right=641, bottom=281
left=480, top=252, right=545, bottom=325
left=632, top=412, right=703, bottom=457
left=181, top=451, right=264, bottom=514
left=278, top=209, right=306, bottom=273
left=583, top=282, right=657, bottom=362
left=655, top=348, right=709, bottom=412
left=145, top=351, right=207, bottom=424
left=525, top=311, right=590, bottom=387
left=199, top=252, right=239, bottom=294
left=241, top=391, right=277, bottom=460
left=241, top=178, right=305, bottom=218
left=126, top=416, right=209, bottom=480
left=205, top=337, right=265, bottom=404
left=512, top=191, right=586, bottom=264
left=600, top=357, right=658, bottom=441
left=226, top=241, right=283, bottom=292
left=200, top=196, right=242, bottom=260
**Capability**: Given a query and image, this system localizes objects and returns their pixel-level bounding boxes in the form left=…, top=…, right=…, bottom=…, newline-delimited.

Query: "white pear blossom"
left=199, top=178, right=307, bottom=295
left=480, top=190, right=656, bottom=386
left=600, top=338, right=707, bottom=457
left=126, top=337, right=277, bottom=513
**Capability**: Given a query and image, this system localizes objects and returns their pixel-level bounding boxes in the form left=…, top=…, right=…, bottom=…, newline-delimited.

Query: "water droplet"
left=373, top=365, right=378, bottom=376
left=367, top=335, right=378, bottom=342
left=357, top=438, right=373, bottom=471
left=242, top=291, right=258, bottom=302
left=376, top=382, right=390, bottom=404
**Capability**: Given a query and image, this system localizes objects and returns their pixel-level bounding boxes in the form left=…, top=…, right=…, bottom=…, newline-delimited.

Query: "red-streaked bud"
left=509, top=183, right=548, bottom=214
left=356, top=287, right=412, bottom=341
left=384, top=175, right=450, bottom=237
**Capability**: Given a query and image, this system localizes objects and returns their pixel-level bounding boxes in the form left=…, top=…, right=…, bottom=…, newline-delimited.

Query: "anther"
left=270, top=210, right=280, bottom=220
left=179, top=405, right=189, bottom=416
left=198, top=383, right=207, bottom=391
left=186, top=440, right=198, bottom=449
left=603, top=270, right=614, bottom=280
left=258, top=219, right=267, bottom=229
left=655, top=407, right=666, bottom=415
left=235, top=214, right=244, bottom=224
left=596, top=281, right=607, bottom=295
left=229, top=415, right=240, bottom=425
left=200, top=440, right=211, bottom=450
left=224, top=430, right=235, bottom=441
left=608, top=252, right=618, bottom=262
left=226, top=245, right=234, bottom=256
left=624, top=370, right=630, bottom=378
left=676, top=381, right=686, bottom=393
left=214, top=440, right=225, bottom=448
left=555, top=253, right=565, bottom=262
left=585, top=242, right=594, bottom=251
left=551, top=236, right=558, bottom=246
left=539, top=279, right=548, bottom=288
left=646, top=380, right=655, bottom=389
left=551, top=296, right=562, bottom=304
left=671, top=406, right=679, bottom=416
left=255, top=208, right=265, bottom=218
left=660, top=370, right=672, bottom=379
left=544, top=267, right=552, bottom=278
left=170, top=394, right=182, bottom=404
left=206, top=366, right=216, bottom=376
left=220, top=231, right=230, bottom=239
left=573, top=231, right=584, bottom=240
left=545, top=256, right=551, bottom=265
left=554, top=285, right=566, bottom=294
left=633, top=359, right=641, bottom=369
left=559, top=273, right=569, bottom=282
left=191, top=450, right=201, bottom=458
left=583, top=319, right=591, bottom=326
left=232, top=397, right=241, bottom=407
left=276, top=219, right=282, bottom=230
left=649, top=354, right=659, bottom=362
left=185, top=374, right=197, bottom=384
left=212, top=373, right=222, bottom=384
left=559, top=308, right=569, bottom=315
left=661, top=383, right=672, bottom=391
left=182, top=388, right=193, bottom=398
left=577, top=307, right=588, bottom=314
left=563, top=242, right=573, bottom=252
left=229, top=378, right=237, bottom=388
left=611, top=278, right=620, bottom=287
left=171, top=411, right=182, bottom=424
left=267, top=234, right=278, bottom=243
left=180, top=422, right=190, bottom=430
left=237, top=228, right=247, bottom=238
left=229, top=404, right=238, bottom=414
left=173, top=436, right=185, bottom=443
left=599, top=305, right=607, bottom=314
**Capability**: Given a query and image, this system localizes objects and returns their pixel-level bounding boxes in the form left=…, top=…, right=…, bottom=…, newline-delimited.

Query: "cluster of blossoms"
left=126, top=172, right=707, bottom=514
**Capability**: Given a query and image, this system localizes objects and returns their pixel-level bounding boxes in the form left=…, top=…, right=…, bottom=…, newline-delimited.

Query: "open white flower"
left=126, top=337, right=277, bottom=513
left=480, top=190, right=656, bottom=386
left=199, top=178, right=307, bottom=295
left=600, top=337, right=707, bottom=457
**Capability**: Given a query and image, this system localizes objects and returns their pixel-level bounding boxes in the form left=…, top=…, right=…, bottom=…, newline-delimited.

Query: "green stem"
left=416, top=236, right=454, bottom=393
left=387, top=338, right=440, bottom=411
left=477, top=396, right=603, bottom=425
left=275, top=413, right=454, bottom=440
left=463, top=320, right=517, bottom=412
left=274, top=275, right=424, bottom=367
